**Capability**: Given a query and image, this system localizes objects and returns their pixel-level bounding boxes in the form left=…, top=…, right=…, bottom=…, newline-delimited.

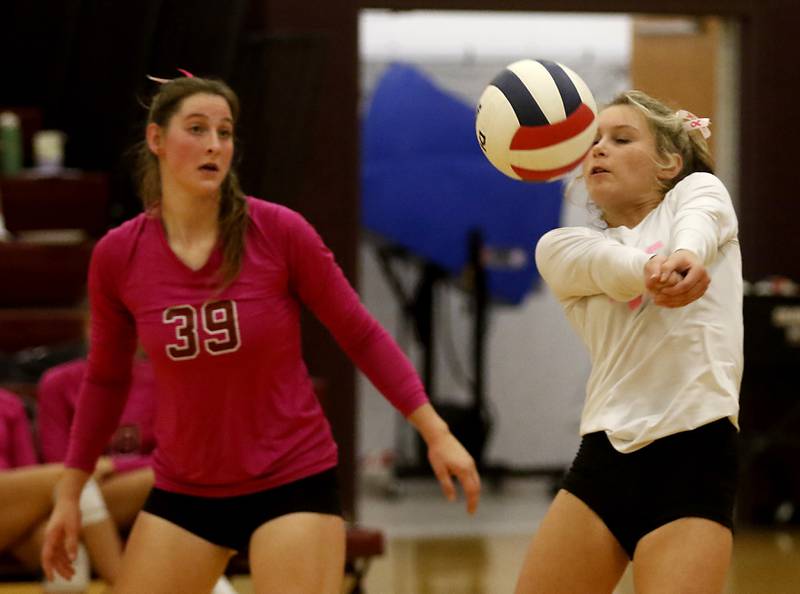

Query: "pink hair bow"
left=676, top=109, right=711, bottom=139
left=146, top=68, right=195, bottom=84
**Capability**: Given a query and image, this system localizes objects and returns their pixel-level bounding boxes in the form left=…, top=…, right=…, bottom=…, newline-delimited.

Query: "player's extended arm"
left=535, top=226, right=651, bottom=302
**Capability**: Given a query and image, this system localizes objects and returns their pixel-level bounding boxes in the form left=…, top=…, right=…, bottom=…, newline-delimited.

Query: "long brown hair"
left=134, top=76, right=248, bottom=288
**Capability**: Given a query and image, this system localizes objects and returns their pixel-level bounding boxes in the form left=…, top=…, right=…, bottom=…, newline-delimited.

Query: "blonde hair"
left=133, top=76, right=248, bottom=289
left=608, top=89, right=714, bottom=193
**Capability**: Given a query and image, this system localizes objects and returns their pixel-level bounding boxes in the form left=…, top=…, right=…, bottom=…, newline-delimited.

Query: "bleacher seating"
left=0, top=106, right=101, bottom=353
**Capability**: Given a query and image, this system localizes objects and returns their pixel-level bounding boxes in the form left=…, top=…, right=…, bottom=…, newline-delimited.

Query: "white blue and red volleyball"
left=475, top=59, right=598, bottom=182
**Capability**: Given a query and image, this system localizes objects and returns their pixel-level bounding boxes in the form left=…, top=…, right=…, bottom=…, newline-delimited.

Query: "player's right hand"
left=41, top=496, right=82, bottom=581
left=427, top=431, right=481, bottom=515
left=646, top=250, right=710, bottom=307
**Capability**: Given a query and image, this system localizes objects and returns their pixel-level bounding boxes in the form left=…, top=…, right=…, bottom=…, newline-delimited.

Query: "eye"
left=615, top=137, right=631, bottom=144
left=188, top=124, right=205, bottom=135
left=218, top=129, right=233, bottom=139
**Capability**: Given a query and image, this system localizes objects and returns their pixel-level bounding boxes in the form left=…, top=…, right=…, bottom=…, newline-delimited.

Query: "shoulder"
left=98, top=213, right=149, bottom=246
left=247, top=196, right=307, bottom=226
left=663, top=173, right=735, bottom=218
left=89, top=214, right=153, bottom=292
left=246, top=196, right=317, bottom=241
left=670, top=172, right=729, bottom=198
left=93, top=213, right=150, bottom=262
left=39, top=359, right=87, bottom=391
left=0, top=388, right=25, bottom=417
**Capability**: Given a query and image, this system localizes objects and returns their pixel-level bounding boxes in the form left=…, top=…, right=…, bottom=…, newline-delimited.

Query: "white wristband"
left=79, top=477, right=110, bottom=527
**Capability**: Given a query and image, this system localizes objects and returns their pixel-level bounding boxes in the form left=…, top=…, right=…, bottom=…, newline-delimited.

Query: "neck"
left=602, top=193, right=664, bottom=229
left=159, top=180, right=220, bottom=245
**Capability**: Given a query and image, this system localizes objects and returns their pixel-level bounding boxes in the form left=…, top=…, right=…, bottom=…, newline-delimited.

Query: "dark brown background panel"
left=0, top=309, right=86, bottom=354
left=247, top=0, right=360, bottom=519
left=1, top=173, right=108, bottom=238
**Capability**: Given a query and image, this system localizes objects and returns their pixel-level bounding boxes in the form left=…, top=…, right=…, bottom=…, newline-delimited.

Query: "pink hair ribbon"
left=676, top=109, right=711, bottom=139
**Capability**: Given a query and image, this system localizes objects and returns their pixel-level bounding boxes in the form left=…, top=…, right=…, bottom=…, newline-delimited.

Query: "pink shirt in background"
left=0, top=388, right=38, bottom=469
left=37, top=357, right=157, bottom=474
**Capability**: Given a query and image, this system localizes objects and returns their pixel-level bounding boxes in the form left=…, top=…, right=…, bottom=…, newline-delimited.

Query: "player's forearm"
left=537, top=228, right=649, bottom=301
left=406, top=403, right=451, bottom=446
left=57, top=468, right=91, bottom=502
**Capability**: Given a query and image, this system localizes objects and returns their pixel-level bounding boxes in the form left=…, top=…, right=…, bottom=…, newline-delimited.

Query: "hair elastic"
left=146, top=68, right=196, bottom=85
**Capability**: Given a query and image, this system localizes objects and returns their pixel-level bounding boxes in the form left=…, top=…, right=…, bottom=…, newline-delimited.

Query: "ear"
left=657, top=152, right=683, bottom=181
left=145, top=123, right=163, bottom=156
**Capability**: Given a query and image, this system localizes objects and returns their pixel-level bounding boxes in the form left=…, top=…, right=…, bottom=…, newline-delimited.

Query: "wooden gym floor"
left=2, top=477, right=798, bottom=592
left=1, top=529, right=799, bottom=593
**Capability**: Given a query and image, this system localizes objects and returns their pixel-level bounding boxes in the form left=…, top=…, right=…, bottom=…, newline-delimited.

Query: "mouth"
left=590, top=166, right=610, bottom=176
left=199, top=163, right=220, bottom=173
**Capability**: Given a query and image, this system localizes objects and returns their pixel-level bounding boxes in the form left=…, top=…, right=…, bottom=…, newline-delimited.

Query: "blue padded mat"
left=361, top=63, right=564, bottom=305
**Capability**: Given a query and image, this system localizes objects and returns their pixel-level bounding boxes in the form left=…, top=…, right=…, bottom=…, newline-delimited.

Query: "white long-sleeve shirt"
left=535, top=172, right=742, bottom=453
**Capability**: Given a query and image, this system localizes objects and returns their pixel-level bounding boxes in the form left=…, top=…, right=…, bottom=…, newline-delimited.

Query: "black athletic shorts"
left=142, top=467, right=343, bottom=552
left=560, top=418, right=739, bottom=558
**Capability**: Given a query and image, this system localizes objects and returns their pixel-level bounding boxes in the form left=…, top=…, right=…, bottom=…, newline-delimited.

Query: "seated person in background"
left=37, top=359, right=237, bottom=594
left=0, top=387, right=122, bottom=592
left=37, top=355, right=157, bottom=531
left=0, top=386, right=37, bottom=471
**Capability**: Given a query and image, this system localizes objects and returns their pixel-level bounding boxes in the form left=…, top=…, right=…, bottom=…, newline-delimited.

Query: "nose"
left=591, top=139, right=607, bottom=157
left=206, top=132, right=222, bottom=153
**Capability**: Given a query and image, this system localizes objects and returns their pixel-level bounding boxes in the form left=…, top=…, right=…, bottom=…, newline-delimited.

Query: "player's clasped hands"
left=645, top=249, right=710, bottom=308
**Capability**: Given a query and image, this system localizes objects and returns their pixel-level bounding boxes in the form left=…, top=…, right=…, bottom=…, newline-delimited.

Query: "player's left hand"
left=646, top=249, right=710, bottom=308
left=426, top=431, right=481, bottom=514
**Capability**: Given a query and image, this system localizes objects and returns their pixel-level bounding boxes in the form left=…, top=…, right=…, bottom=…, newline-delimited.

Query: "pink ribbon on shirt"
left=628, top=241, right=664, bottom=310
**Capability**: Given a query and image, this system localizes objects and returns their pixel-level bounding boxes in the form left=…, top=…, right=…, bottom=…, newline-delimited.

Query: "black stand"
left=737, top=294, right=800, bottom=525
left=373, top=229, right=492, bottom=479
left=371, top=230, right=568, bottom=490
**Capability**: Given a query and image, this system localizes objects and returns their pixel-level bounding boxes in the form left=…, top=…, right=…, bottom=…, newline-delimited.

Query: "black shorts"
left=141, top=467, right=343, bottom=552
left=561, top=418, right=739, bottom=559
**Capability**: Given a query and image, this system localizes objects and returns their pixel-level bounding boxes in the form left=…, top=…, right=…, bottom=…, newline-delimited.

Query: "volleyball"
left=475, top=59, right=598, bottom=182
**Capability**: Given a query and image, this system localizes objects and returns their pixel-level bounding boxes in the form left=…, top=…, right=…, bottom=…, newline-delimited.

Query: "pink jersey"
left=66, top=197, right=428, bottom=496
left=38, top=357, right=157, bottom=474
left=0, top=388, right=37, bottom=469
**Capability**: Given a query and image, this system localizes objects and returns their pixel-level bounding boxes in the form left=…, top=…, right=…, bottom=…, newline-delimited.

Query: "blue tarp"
left=361, top=63, right=563, bottom=305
